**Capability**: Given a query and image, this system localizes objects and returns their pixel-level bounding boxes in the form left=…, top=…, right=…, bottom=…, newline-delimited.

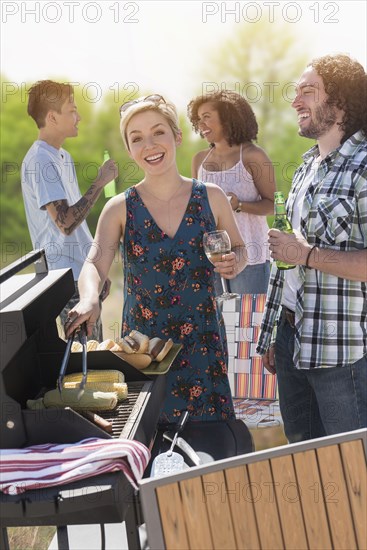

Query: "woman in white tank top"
left=187, top=91, right=275, bottom=294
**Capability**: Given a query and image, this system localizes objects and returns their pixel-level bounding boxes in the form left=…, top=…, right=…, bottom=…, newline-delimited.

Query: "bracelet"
left=305, top=245, right=316, bottom=269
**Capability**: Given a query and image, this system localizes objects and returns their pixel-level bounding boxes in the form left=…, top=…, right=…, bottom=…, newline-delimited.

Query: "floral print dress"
left=121, top=179, right=235, bottom=423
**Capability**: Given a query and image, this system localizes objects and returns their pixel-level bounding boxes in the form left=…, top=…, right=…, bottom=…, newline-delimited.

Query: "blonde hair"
left=119, top=98, right=181, bottom=150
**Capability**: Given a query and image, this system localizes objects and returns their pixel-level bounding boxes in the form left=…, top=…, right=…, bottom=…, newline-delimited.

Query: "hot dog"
left=129, top=330, right=149, bottom=353
left=148, top=337, right=166, bottom=359
left=155, top=338, right=174, bottom=362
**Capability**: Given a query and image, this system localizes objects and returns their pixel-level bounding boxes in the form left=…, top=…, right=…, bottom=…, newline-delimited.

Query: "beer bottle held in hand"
left=272, top=191, right=296, bottom=270
left=103, top=150, right=116, bottom=198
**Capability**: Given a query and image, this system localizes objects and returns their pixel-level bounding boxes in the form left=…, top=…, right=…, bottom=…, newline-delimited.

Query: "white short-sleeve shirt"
left=21, top=140, right=93, bottom=280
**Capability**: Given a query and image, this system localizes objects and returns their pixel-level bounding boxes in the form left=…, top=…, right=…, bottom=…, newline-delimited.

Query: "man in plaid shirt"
left=256, top=54, right=367, bottom=442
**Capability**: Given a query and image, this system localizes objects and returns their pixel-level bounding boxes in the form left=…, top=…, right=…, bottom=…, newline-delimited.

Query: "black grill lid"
left=0, top=250, right=165, bottom=449
left=1, top=250, right=75, bottom=448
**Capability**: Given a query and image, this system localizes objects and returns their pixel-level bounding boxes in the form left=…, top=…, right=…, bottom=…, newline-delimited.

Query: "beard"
left=299, top=102, right=338, bottom=139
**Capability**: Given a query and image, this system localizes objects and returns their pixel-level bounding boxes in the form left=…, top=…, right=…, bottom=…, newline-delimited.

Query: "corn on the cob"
left=63, top=381, right=128, bottom=401
left=62, top=369, right=124, bottom=384
left=43, top=388, right=118, bottom=411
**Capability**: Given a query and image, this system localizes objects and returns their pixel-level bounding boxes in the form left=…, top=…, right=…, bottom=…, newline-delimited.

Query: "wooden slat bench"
left=139, top=428, right=366, bottom=549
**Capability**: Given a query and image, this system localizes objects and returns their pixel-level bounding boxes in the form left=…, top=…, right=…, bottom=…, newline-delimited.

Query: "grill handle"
left=0, top=249, right=48, bottom=284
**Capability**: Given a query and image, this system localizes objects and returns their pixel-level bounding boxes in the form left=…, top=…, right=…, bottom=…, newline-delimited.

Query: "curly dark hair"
left=187, top=91, right=258, bottom=146
left=310, top=54, right=367, bottom=142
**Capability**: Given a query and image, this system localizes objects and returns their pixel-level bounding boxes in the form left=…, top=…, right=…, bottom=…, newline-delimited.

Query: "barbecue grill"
left=0, top=250, right=254, bottom=550
left=0, top=250, right=167, bottom=550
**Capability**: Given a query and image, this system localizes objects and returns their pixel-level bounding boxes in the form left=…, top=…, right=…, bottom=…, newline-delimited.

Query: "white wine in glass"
left=203, top=230, right=239, bottom=301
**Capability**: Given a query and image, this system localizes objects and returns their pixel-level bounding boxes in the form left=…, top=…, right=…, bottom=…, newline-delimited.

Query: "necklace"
left=140, top=179, right=185, bottom=231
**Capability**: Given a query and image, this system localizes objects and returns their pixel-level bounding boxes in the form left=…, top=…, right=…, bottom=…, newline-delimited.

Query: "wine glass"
left=203, top=230, right=239, bottom=301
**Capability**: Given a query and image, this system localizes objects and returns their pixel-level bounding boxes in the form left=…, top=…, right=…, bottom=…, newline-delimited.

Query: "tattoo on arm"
left=52, top=185, right=102, bottom=235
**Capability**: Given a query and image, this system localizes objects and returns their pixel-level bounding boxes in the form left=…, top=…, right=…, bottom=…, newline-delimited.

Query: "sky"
left=1, top=0, right=366, bottom=111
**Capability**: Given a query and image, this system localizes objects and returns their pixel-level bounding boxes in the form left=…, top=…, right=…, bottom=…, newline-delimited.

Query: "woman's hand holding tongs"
left=58, top=322, right=88, bottom=399
left=64, top=299, right=101, bottom=339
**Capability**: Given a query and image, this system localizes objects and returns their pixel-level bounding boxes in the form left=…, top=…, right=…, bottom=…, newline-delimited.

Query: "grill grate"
left=96, top=381, right=147, bottom=438
left=0, top=253, right=168, bottom=546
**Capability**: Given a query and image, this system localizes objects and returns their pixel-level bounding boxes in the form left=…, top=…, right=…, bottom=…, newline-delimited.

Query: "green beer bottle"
left=272, top=191, right=296, bottom=270
left=103, top=150, right=116, bottom=198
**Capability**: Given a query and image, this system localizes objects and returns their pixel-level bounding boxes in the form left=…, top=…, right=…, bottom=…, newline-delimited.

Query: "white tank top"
left=198, top=146, right=270, bottom=265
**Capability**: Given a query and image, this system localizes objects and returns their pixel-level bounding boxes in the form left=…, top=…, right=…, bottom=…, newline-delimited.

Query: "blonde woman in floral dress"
left=66, top=95, right=247, bottom=423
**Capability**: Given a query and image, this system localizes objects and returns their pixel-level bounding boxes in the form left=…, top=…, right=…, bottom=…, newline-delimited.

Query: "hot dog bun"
left=86, top=340, right=99, bottom=351
left=148, top=337, right=166, bottom=359
left=155, top=338, right=174, bottom=362
left=110, top=343, right=123, bottom=351
left=124, top=335, right=140, bottom=351
left=71, top=341, right=83, bottom=353
left=129, top=330, right=149, bottom=353
left=117, top=337, right=137, bottom=354
left=118, top=331, right=150, bottom=354
left=97, top=339, right=116, bottom=351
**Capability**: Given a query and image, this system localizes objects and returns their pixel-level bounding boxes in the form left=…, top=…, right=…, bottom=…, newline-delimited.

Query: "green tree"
left=1, top=75, right=35, bottom=265
left=0, top=80, right=201, bottom=267
left=190, top=19, right=315, bottom=199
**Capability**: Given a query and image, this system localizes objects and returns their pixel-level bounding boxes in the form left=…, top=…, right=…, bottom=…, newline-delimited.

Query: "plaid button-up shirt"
left=256, top=130, right=367, bottom=369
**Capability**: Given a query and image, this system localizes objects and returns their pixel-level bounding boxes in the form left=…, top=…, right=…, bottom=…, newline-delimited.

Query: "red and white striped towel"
left=0, top=437, right=150, bottom=495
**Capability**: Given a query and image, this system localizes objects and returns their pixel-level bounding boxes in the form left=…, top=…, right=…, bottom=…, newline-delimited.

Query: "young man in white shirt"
left=22, top=80, right=118, bottom=340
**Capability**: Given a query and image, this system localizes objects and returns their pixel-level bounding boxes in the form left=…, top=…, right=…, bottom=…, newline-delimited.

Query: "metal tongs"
left=57, top=322, right=88, bottom=399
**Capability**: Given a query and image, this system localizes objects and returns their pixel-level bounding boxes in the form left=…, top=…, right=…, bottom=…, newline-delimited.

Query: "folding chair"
left=222, top=294, right=281, bottom=428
